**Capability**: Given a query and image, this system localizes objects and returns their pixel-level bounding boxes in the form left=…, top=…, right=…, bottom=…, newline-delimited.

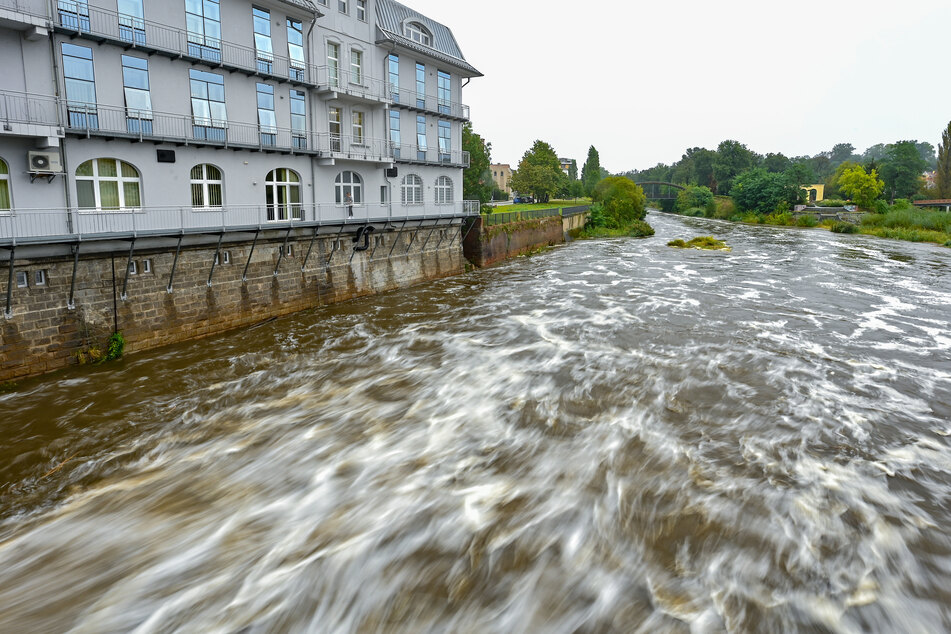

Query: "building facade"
left=0, top=0, right=480, bottom=239
left=490, top=163, right=511, bottom=195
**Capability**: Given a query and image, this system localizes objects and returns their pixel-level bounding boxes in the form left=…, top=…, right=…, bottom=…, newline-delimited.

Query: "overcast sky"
left=405, top=0, right=951, bottom=172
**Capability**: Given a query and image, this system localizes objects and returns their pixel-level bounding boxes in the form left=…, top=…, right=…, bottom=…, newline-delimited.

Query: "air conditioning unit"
left=28, top=151, right=63, bottom=173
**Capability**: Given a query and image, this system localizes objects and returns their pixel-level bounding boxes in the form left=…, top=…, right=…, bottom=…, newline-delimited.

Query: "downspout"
left=307, top=16, right=318, bottom=221
left=47, top=7, right=73, bottom=230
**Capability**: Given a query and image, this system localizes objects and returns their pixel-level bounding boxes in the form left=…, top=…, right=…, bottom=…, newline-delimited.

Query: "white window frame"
left=352, top=110, right=365, bottom=145
left=327, top=41, right=340, bottom=87
left=335, top=170, right=363, bottom=205
left=338, top=0, right=348, bottom=14
left=143, top=258, right=152, bottom=273
left=405, top=22, right=431, bottom=46
left=190, top=163, right=223, bottom=210
left=75, top=158, right=141, bottom=211
left=435, top=175, right=453, bottom=205
left=128, top=260, right=138, bottom=275
left=356, top=0, right=366, bottom=21
left=349, top=47, right=363, bottom=85
left=34, top=269, right=47, bottom=286
left=265, top=168, right=303, bottom=221
left=0, top=157, right=11, bottom=212
left=15, top=271, right=28, bottom=288
left=401, top=174, right=423, bottom=206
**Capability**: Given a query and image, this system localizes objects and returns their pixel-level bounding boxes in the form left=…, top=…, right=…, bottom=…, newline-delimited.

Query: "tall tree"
left=838, top=165, right=885, bottom=209
left=915, top=141, right=938, bottom=170
left=713, top=140, right=755, bottom=194
left=581, top=146, right=602, bottom=196
left=568, top=159, right=578, bottom=181
left=937, top=121, right=951, bottom=198
left=763, top=152, right=791, bottom=174
left=881, top=141, right=927, bottom=201
left=830, top=143, right=857, bottom=166
left=462, top=122, right=492, bottom=203
left=510, top=140, right=562, bottom=203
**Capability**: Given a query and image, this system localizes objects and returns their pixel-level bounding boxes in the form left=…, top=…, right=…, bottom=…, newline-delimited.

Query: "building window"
left=266, top=169, right=302, bottom=221
left=327, top=42, right=340, bottom=88
left=352, top=110, right=365, bottom=145
left=143, top=258, right=152, bottom=273
left=405, top=22, right=431, bottom=46
left=190, top=164, right=223, bottom=209
left=185, top=0, right=221, bottom=62
left=437, top=70, right=451, bottom=115
left=256, top=83, right=276, bottom=146
left=189, top=69, right=227, bottom=141
left=416, top=115, right=427, bottom=160
left=415, top=63, right=426, bottom=108
left=435, top=175, right=453, bottom=204
left=34, top=270, right=47, bottom=286
left=128, top=260, right=138, bottom=276
left=117, top=0, right=145, bottom=44
left=15, top=271, right=27, bottom=288
left=329, top=106, right=342, bottom=152
left=290, top=90, right=307, bottom=149
left=338, top=0, right=348, bottom=14
left=121, top=55, right=153, bottom=134
left=401, top=174, right=423, bottom=205
left=252, top=7, right=273, bottom=74
left=76, top=159, right=141, bottom=211
left=388, top=54, right=399, bottom=101
left=0, top=158, right=10, bottom=211
left=350, top=48, right=363, bottom=84
left=356, top=0, right=366, bottom=21
left=389, top=110, right=400, bottom=159
left=287, top=19, right=305, bottom=81
left=58, top=0, right=89, bottom=30
left=438, top=120, right=451, bottom=162
left=335, top=171, right=362, bottom=205
left=62, top=43, right=98, bottom=129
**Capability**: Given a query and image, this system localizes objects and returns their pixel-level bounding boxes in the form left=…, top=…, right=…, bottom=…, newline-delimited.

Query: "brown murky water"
left=1, top=212, right=951, bottom=633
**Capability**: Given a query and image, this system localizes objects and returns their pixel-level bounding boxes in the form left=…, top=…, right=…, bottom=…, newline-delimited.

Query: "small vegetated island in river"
left=668, top=236, right=732, bottom=251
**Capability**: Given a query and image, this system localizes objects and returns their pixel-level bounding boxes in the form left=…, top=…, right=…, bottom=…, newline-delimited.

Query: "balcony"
left=0, top=0, right=48, bottom=30
left=387, top=86, right=470, bottom=121
left=0, top=91, right=63, bottom=141
left=318, top=134, right=392, bottom=164
left=0, top=202, right=475, bottom=245
left=53, top=1, right=320, bottom=89
left=391, top=144, right=469, bottom=168
left=314, top=67, right=391, bottom=105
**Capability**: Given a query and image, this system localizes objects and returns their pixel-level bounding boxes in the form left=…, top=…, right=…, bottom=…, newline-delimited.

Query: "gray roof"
left=277, top=0, right=322, bottom=16
left=375, top=0, right=482, bottom=77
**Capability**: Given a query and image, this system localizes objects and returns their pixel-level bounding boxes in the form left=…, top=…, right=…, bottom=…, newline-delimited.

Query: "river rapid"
left=1, top=212, right=950, bottom=633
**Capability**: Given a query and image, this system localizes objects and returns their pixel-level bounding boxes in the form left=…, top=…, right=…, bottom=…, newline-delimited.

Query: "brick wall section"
left=463, top=216, right=565, bottom=268
left=1, top=228, right=464, bottom=382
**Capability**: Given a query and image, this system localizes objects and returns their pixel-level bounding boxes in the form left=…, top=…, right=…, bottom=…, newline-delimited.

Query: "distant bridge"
left=634, top=182, right=686, bottom=200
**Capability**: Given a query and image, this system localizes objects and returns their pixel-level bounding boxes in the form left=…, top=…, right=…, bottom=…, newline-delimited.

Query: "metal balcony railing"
left=390, top=143, right=469, bottom=168
left=387, top=86, right=470, bottom=120
left=0, top=90, right=61, bottom=128
left=53, top=0, right=321, bottom=87
left=0, top=202, right=472, bottom=243
left=0, top=0, right=47, bottom=18
left=315, top=66, right=390, bottom=103
left=483, top=208, right=564, bottom=226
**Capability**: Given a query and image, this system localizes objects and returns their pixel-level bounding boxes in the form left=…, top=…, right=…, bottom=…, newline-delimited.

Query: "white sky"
left=406, top=0, right=951, bottom=172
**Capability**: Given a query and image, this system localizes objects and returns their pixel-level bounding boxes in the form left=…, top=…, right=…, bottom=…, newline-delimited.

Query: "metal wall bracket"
left=166, top=235, right=183, bottom=293
left=207, top=232, right=224, bottom=287
left=387, top=219, right=408, bottom=260
left=242, top=229, right=260, bottom=282
left=274, top=227, right=292, bottom=276
left=4, top=246, right=14, bottom=319
left=67, top=243, right=80, bottom=310
left=325, top=224, right=346, bottom=267
left=120, top=238, right=136, bottom=301
left=302, top=225, right=320, bottom=271
left=403, top=219, right=425, bottom=255
left=420, top=219, right=442, bottom=252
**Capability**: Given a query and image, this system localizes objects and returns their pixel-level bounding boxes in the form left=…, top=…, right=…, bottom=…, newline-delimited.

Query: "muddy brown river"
left=1, top=212, right=950, bottom=633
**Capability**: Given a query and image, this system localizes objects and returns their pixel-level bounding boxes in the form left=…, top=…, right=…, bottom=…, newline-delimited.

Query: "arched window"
left=401, top=174, right=423, bottom=205
left=266, top=168, right=302, bottom=221
left=404, top=22, right=431, bottom=46
left=190, top=164, right=223, bottom=209
left=76, top=158, right=141, bottom=210
left=434, top=175, right=453, bottom=205
left=335, top=171, right=362, bottom=205
left=0, top=158, right=10, bottom=211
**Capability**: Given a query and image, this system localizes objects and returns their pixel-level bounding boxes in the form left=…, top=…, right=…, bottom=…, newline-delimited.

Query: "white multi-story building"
left=0, top=0, right=481, bottom=239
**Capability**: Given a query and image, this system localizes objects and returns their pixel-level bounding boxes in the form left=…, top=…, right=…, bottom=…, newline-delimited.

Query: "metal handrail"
left=53, top=0, right=322, bottom=87
left=0, top=0, right=47, bottom=18
left=483, top=208, right=563, bottom=227
left=0, top=202, right=472, bottom=243
left=0, top=90, right=61, bottom=127
left=388, top=86, right=470, bottom=120
left=390, top=143, right=469, bottom=168
left=316, top=66, right=390, bottom=102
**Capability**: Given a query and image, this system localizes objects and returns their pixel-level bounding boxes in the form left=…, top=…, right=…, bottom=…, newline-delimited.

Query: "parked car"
left=513, top=195, right=534, bottom=204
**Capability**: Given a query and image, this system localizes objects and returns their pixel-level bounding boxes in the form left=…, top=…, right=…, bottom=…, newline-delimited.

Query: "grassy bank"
left=489, top=199, right=590, bottom=214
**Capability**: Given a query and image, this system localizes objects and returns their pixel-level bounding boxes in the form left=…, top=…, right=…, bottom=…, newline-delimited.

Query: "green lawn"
left=490, top=199, right=590, bottom=214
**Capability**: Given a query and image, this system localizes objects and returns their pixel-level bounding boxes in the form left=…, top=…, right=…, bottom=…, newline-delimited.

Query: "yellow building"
left=490, top=163, right=513, bottom=195
left=801, top=184, right=825, bottom=203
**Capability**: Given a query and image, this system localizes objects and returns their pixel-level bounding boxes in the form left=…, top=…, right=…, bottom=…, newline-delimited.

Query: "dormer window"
left=404, top=22, right=432, bottom=46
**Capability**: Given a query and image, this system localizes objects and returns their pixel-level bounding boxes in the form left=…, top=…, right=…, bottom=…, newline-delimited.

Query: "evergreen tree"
left=568, top=159, right=578, bottom=181
left=881, top=141, right=927, bottom=201
left=937, top=122, right=951, bottom=199
left=581, top=146, right=602, bottom=196
left=510, top=140, right=562, bottom=203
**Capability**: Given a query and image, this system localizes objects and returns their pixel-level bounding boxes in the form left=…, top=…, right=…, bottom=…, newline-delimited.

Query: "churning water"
left=1, top=212, right=950, bottom=633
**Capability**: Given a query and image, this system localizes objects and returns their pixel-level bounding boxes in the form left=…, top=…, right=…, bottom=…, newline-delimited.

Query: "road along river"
left=1, top=212, right=950, bottom=633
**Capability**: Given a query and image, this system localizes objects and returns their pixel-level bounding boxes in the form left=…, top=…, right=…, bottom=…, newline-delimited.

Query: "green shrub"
left=668, top=236, right=731, bottom=251
left=731, top=168, right=802, bottom=214
left=713, top=197, right=737, bottom=219
left=796, top=214, right=819, bottom=227
left=872, top=200, right=889, bottom=214
left=104, top=332, right=125, bottom=362
left=681, top=207, right=706, bottom=217
left=585, top=202, right=607, bottom=228
left=828, top=221, right=858, bottom=234
left=675, top=185, right=715, bottom=214
left=593, top=177, right=647, bottom=228
left=764, top=211, right=794, bottom=226
left=741, top=213, right=762, bottom=224
left=816, top=199, right=850, bottom=208
left=667, top=239, right=686, bottom=248
left=628, top=221, right=655, bottom=238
